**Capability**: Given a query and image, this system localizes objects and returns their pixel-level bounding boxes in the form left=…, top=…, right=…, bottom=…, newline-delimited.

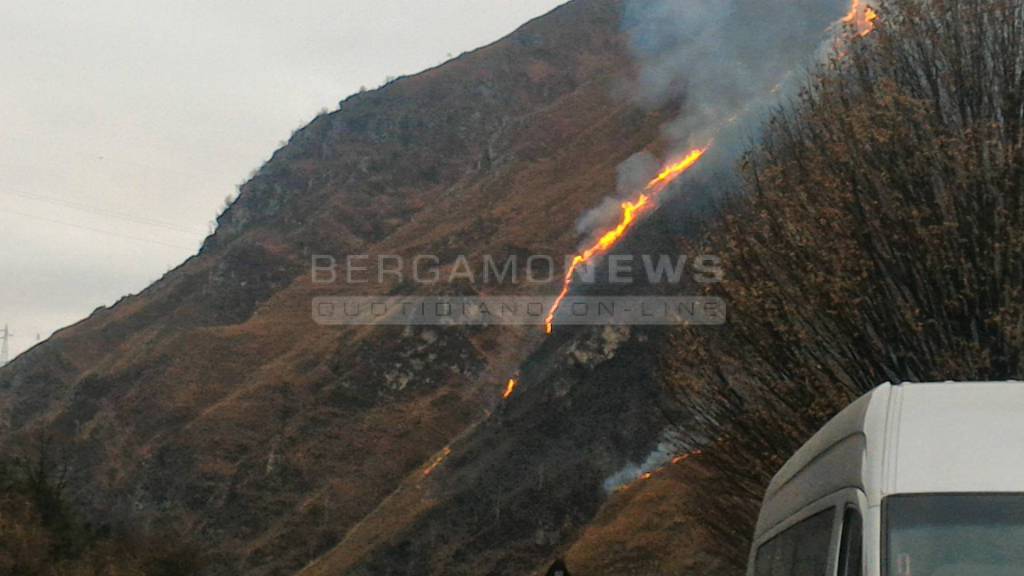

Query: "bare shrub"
left=664, top=0, right=1024, bottom=546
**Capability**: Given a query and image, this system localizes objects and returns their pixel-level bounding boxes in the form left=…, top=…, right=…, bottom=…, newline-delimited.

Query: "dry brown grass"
left=564, top=454, right=748, bottom=576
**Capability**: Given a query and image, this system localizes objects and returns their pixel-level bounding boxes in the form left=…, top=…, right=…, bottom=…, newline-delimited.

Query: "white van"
left=747, top=382, right=1024, bottom=576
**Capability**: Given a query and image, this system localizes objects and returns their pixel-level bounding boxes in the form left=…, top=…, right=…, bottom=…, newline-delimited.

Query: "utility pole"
left=0, top=325, right=10, bottom=366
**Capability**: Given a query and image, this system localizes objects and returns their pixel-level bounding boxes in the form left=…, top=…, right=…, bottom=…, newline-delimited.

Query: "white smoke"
left=624, top=0, right=853, bottom=154
left=573, top=1, right=855, bottom=240
left=574, top=151, right=661, bottom=235
left=616, top=151, right=662, bottom=197
left=602, top=428, right=693, bottom=493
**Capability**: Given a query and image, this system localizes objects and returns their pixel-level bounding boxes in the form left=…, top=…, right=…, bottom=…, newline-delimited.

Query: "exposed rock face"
left=0, top=1, right=713, bottom=574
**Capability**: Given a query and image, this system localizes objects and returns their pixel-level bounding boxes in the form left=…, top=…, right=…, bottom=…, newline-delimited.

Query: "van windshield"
left=886, top=494, right=1024, bottom=576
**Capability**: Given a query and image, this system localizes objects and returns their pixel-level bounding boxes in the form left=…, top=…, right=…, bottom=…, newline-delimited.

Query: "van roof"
left=754, top=381, right=1024, bottom=538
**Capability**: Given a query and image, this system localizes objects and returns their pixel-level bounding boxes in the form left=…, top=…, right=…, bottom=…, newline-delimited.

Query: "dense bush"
left=0, top=433, right=206, bottom=576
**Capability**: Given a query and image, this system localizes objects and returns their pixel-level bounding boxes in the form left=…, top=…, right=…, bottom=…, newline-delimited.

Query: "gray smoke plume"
left=572, top=1, right=859, bottom=249
left=624, top=0, right=852, bottom=156
left=575, top=151, right=660, bottom=234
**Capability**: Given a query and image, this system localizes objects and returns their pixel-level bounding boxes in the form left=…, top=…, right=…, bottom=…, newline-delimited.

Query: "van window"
left=755, top=508, right=835, bottom=576
left=885, top=494, right=1024, bottom=576
left=838, top=508, right=863, bottom=576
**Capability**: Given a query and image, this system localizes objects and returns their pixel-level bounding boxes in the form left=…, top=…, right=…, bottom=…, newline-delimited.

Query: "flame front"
left=843, top=0, right=878, bottom=37
left=503, top=378, right=518, bottom=400
left=645, top=149, right=709, bottom=192
left=544, top=148, right=707, bottom=334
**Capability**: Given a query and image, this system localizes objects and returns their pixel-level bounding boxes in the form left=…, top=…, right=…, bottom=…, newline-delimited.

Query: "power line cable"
left=0, top=207, right=197, bottom=250
left=0, top=135, right=218, bottom=182
left=0, top=190, right=209, bottom=235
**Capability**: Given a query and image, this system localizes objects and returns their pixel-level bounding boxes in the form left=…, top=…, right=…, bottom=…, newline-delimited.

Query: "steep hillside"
left=297, top=316, right=737, bottom=576
left=8, top=1, right=1010, bottom=575
left=299, top=1, right=1024, bottom=574
left=563, top=453, right=746, bottom=576
left=0, top=1, right=683, bottom=573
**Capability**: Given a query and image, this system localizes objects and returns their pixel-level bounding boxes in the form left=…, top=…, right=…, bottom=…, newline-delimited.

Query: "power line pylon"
left=0, top=325, right=11, bottom=366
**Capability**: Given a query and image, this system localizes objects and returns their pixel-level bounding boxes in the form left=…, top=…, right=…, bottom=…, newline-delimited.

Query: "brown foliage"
left=0, top=432, right=206, bottom=576
left=663, top=0, right=1024, bottom=550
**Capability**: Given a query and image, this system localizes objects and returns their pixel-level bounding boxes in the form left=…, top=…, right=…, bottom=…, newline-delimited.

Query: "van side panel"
left=892, top=383, right=1024, bottom=494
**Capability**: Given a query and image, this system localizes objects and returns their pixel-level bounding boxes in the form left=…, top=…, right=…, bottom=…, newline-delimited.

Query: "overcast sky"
left=0, top=0, right=565, bottom=360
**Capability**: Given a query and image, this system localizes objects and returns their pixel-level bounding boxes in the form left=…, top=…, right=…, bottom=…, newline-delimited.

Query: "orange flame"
left=843, top=0, right=878, bottom=37
left=503, top=378, right=518, bottom=400
left=645, top=148, right=709, bottom=192
left=671, top=448, right=704, bottom=465
left=616, top=448, right=707, bottom=493
left=544, top=148, right=707, bottom=334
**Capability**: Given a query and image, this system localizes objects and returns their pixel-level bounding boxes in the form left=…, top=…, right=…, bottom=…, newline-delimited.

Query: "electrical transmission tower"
left=0, top=325, right=10, bottom=366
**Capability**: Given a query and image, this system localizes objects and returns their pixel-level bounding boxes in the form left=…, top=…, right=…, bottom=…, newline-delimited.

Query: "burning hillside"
left=546, top=147, right=707, bottom=333
left=0, top=2, right=674, bottom=573
left=299, top=2, right=1024, bottom=575
left=545, top=0, right=881, bottom=337
left=4, top=0, right=1019, bottom=575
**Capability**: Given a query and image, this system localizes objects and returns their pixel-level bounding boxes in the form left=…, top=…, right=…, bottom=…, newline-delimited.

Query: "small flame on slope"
left=616, top=447, right=707, bottom=492
left=672, top=449, right=704, bottom=465
left=843, top=0, right=878, bottom=37
left=544, top=148, right=708, bottom=334
left=503, top=378, right=518, bottom=400
left=423, top=447, right=452, bottom=477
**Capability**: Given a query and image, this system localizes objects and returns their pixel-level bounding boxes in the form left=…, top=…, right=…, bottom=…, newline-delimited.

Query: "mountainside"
left=0, top=2, right=690, bottom=574
left=296, top=316, right=750, bottom=576
left=7, top=0, right=1019, bottom=574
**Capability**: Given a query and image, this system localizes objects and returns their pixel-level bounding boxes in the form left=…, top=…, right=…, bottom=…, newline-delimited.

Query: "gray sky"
left=0, top=0, right=565, bottom=360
